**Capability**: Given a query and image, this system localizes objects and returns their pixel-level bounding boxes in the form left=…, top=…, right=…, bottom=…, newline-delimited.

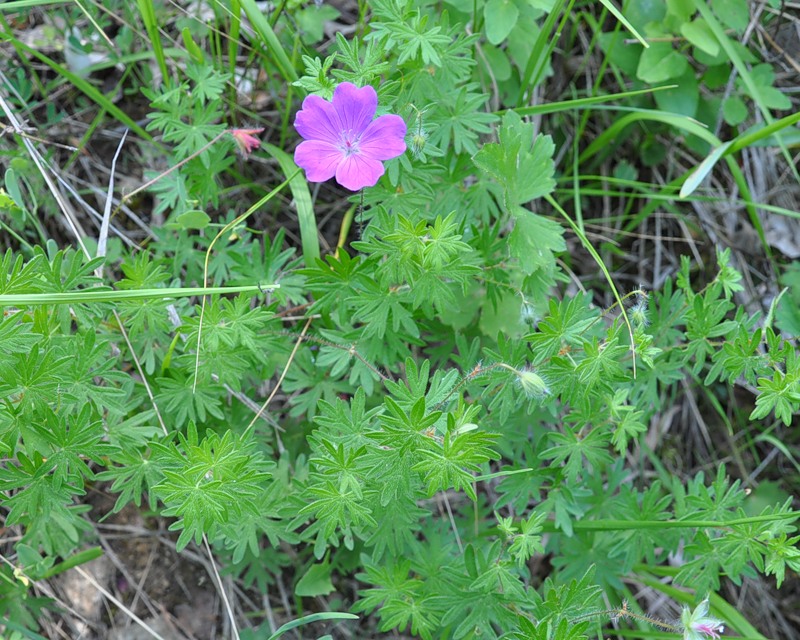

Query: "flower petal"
left=359, top=114, right=407, bottom=161
left=294, top=140, right=343, bottom=183
left=335, top=153, right=385, bottom=191
left=294, top=94, right=341, bottom=143
left=332, top=83, right=377, bottom=136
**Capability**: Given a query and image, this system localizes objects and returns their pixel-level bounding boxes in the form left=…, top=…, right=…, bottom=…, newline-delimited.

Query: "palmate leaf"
left=347, top=280, right=419, bottom=340
left=526, top=294, right=599, bottom=364
left=507, top=208, right=566, bottom=276
left=473, top=110, right=555, bottom=210
left=439, top=542, right=522, bottom=639
left=152, top=428, right=272, bottom=551
left=363, top=488, right=427, bottom=560
left=0, top=249, right=45, bottom=295
left=413, top=428, right=499, bottom=500
left=369, top=397, right=439, bottom=457
left=96, top=446, right=164, bottom=512
left=154, top=372, right=225, bottom=430
left=355, top=558, right=440, bottom=640
left=300, top=250, right=373, bottom=320
left=0, top=344, right=71, bottom=417
left=0, top=452, right=92, bottom=556
left=299, top=480, right=378, bottom=541
left=33, top=405, right=116, bottom=490
left=508, top=510, right=547, bottom=569
left=314, top=388, right=382, bottom=445
left=0, top=312, right=41, bottom=368
left=428, top=84, right=497, bottom=155
left=541, top=425, right=614, bottom=483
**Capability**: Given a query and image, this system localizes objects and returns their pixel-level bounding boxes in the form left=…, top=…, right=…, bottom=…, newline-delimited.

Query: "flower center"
left=338, top=130, right=360, bottom=157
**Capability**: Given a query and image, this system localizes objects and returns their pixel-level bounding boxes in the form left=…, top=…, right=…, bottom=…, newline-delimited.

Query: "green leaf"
left=295, top=559, right=336, bottom=597
left=484, top=0, right=519, bottom=45
left=711, top=0, right=749, bottom=31
left=680, top=140, right=733, bottom=198
left=296, top=5, right=341, bottom=44
left=654, top=68, right=698, bottom=117
left=636, top=42, right=688, bottom=82
left=473, top=110, right=555, bottom=209
left=736, top=63, right=792, bottom=111
left=681, top=19, right=719, bottom=56
left=171, top=210, right=211, bottom=230
left=507, top=209, right=565, bottom=275
left=722, top=96, right=748, bottom=126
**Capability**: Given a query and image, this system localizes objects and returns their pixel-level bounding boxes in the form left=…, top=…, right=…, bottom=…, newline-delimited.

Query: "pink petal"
left=294, top=94, right=341, bottom=143
left=294, top=140, right=343, bottom=183
left=359, top=114, right=407, bottom=161
left=229, top=128, right=264, bottom=156
left=332, top=83, right=377, bottom=136
left=335, top=153, right=385, bottom=191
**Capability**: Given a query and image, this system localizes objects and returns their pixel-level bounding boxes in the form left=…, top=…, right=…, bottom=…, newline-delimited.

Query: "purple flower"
left=294, top=82, right=407, bottom=191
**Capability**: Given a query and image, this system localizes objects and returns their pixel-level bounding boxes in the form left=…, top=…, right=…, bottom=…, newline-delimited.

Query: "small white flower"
left=681, top=598, right=724, bottom=640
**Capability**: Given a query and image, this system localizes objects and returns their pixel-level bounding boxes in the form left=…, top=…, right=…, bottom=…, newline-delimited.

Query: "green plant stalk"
left=576, top=10, right=631, bottom=152
left=228, top=0, right=242, bottom=122
left=546, top=510, right=800, bottom=533
left=42, top=547, right=104, bottom=579
left=0, top=0, right=70, bottom=9
left=0, top=285, right=274, bottom=306
left=279, top=32, right=300, bottom=149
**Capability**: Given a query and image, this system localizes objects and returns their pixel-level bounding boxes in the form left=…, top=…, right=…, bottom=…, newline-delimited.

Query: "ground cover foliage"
left=0, top=0, right=799, bottom=638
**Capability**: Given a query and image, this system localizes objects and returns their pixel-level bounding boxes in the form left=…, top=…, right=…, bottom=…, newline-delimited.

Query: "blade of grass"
left=239, top=0, right=298, bottom=82
left=729, top=110, right=800, bottom=154
left=228, top=0, right=242, bottom=118
left=576, top=108, right=771, bottom=258
left=681, top=107, right=800, bottom=197
left=135, top=0, right=169, bottom=83
left=263, top=142, right=320, bottom=265
left=267, top=613, right=358, bottom=640
left=516, top=0, right=572, bottom=105
left=680, top=140, right=733, bottom=198
left=511, top=85, right=677, bottom=117
left=598, top=0, right=648, bottom=48
left=579, top=109, right=717, bottom=165
left=0, top=0, right=70, bottom=9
